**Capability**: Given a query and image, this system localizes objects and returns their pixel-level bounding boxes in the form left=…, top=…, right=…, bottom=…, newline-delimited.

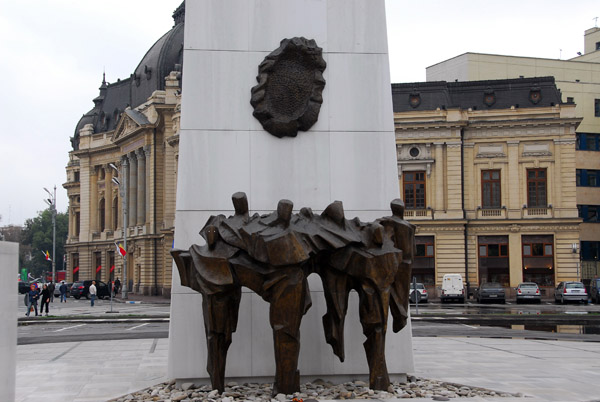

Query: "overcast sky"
left=0, top=0, right=596, bottom=227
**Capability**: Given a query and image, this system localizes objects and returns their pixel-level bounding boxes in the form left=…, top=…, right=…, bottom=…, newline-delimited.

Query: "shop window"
left=412, top=236, right=435, bottom=285
left=481, top=170, right=501, bottom=208
left=522, top=235, right=554, bottom=286
left=527, top=168, right=547, bottom=207
left=478, top=236, right=509, bottom=286
left=404, top=171, right=426, bottom=209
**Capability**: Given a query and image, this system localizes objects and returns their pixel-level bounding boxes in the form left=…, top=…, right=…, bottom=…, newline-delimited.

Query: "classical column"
left=128, top=152, right=138, bottom=227
left=105, top=164, right=113, bottom=231
left=434, top=142, right=444, bottom=212
left=136, top=148, right=146, bottom=226
left=144, top=146, right=151, bottom=227
left=90, top=167, right=98, bottom=233
left=120, top=156, right=128, bottom=230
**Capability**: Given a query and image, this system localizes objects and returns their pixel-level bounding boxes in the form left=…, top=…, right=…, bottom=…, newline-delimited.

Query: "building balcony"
left=404, top=208, right=433, bottom=220
left=476, top=207, right=507, bottom=219
left=522, top=205, right=553, bottom=218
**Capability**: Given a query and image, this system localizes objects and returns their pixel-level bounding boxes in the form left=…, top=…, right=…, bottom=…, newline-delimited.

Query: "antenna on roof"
left=594, top=17, right=598, bottom=28
left=559, top=49, right=562, bottom=59
left=102, top=67, right=106, bottom=85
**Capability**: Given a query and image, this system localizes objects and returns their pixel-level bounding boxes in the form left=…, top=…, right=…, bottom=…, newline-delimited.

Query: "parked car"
left=440, top=274, right=464, bottom=303
left=515, top=282, right=541, bottom=304
left=54, top=282, right=72, bottom=298
left=409, top=282, right=428, bottom=303
left=590, top=278, right=600, bottom=304
left=554, top=281, right=588, bottom=304
left=475, top=282, right=506, bottom=303
left=70, top=280, right=110, bottom=300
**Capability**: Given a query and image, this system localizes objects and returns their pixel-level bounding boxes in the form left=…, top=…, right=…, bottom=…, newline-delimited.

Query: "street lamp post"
left=44, top=186, right=56, bottom=283
left=110, top=162, right=128, bottom=299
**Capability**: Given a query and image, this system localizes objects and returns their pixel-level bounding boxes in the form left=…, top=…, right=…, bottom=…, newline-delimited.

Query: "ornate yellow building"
left=393, top=77, right=581, bottom=297
left=63, top=4, right=183, bottom=296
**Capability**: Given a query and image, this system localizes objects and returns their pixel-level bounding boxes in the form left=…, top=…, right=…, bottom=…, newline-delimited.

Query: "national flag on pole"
left=110, top=265, right=115, bottom=273
left=96, top=265, right=102, bottom=273
left=73, top=266, right=80, bottom=273
left=115, top=242, right=127, bottom=257
left=42, top=250, right=51, bottom=261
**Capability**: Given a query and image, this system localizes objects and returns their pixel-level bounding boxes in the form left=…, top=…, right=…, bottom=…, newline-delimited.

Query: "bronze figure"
left=171, top=192, right=415, bottom=394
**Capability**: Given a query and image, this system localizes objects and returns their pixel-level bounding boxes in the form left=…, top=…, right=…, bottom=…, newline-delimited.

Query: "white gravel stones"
left=108, top=377, right=522, bottom=401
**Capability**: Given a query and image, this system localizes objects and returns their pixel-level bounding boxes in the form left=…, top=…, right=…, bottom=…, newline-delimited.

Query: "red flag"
left=73, top=266, right=79, bottom=273
left=42, top=250, right=51, bottom=261
left=96, top=265, right=102, bottom=273
left=110, top=265, right=115, bottom=273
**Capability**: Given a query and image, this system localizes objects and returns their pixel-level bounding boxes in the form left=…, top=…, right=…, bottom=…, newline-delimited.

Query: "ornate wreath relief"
left=250, top=37, right=326, bottom=138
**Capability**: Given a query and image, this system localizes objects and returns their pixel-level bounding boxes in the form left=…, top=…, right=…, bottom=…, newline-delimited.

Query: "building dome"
left=71, top=2, right=184, bottom=150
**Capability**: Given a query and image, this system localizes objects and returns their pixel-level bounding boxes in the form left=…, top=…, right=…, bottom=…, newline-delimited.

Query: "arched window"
left=113, top=196, right=119, bottom=229
left=99, top=198, right=106, bottom=232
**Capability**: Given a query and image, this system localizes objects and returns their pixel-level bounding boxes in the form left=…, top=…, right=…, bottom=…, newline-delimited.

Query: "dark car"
left=54, top=282, right=72, bottom=298
left=475, top=282, right=506, bottom=303
left=18, top=281, right=30, bottom=294
left=591, top=278, right=600, bottom=304
left=70, top=280, right=110, bottom=300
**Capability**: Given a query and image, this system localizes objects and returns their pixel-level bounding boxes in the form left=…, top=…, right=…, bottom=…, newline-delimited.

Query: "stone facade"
left=426, top=27, right=600, bottom=280
left=393, top=78, right=581, bottom=297
left=63, top=5, right=183, bottom=296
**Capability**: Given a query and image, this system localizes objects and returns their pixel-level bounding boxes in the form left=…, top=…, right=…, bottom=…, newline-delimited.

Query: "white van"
left=440, top=274, right=464, bottom=303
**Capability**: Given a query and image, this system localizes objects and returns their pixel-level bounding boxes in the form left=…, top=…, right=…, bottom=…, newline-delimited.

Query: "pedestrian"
left=26, top=283, right=40, bottom=317
left=48, top=282, right=55, bottom=303
left=114, top=277, right=121, bottom=296
left=89, top=280, right=97, bottom=307
left=59, top=281, right=68, bottom=303
left=40, top=284, right=51, bottom=316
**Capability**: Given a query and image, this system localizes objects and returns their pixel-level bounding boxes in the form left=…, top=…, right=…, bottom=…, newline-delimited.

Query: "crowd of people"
left=24, top=277, right=122, bottom=316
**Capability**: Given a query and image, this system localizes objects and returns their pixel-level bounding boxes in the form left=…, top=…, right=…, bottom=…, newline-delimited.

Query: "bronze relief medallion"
left=250, top=37, right=326, bottom=138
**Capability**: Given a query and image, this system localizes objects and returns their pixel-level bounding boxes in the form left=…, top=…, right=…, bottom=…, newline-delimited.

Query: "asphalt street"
left=15, top=293, right=600, bottom=345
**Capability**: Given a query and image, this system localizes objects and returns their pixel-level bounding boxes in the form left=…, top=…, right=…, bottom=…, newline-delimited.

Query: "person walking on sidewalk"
left=48, top=282, right=55, bottom=303
left=40, top=284, right=51, bottom=316
left=89, top=280, right=97, bottom=307
left=26, top=284, right=40, bottom=317
left=114, top=277, right=121, bottom=297
left=59, top=281, right=68, bottom=303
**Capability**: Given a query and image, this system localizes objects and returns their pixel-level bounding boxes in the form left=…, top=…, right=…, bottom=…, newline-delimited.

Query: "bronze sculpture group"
left=171, top=192, right=415, bottom=395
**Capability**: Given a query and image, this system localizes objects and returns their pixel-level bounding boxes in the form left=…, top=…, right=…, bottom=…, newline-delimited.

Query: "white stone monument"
left=169, top=0, right=414, bottom=384
left=0, top=241, right=18, bottom=401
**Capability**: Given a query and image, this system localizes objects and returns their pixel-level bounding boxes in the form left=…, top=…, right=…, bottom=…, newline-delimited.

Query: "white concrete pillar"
left=0, top=241, right=18, bottom=402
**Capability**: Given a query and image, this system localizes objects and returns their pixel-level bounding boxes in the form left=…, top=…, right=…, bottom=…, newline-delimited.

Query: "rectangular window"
left=481, top=170, right=501, bottom=208
left=578, top=205, right=600, bottom=222
left=403, top=171, right=426, bottom=209
left=478, top=236, right=509, bottom=285
left=72, top=253, right=79, bottom=282
left=577, top=169, right=600, bottom=187
left=94, top=251, right=102, bottom=281
left=522, top=235, right=554, bottom=286
left=581, top=241, right=600, bottom=261
left=413, top=236, right=435, bottom=285
left=576, top=133, right=600, bottom=151
left=527, top=168, right=547, bottom=207
left=596, top=99, right=600, bottom=117
left=567, top=97, right=574, bottom=103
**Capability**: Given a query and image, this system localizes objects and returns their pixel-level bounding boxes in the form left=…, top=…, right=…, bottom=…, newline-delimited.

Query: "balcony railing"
left=404, top=208, right=433, bottom=220
left=523, top=206, right=553, bottom=218
left=477, top=207, right=506, bottom=219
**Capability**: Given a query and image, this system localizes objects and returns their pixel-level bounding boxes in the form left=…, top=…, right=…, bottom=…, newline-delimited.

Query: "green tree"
left=21, top=209, right=68, bottom=278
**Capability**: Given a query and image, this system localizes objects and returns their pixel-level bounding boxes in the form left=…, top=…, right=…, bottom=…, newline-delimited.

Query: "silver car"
left=409, top=282, right=428, bottom=303
left=554, top=281, right=588, bottom=304
left=516, top=282, right=541, bottom=304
